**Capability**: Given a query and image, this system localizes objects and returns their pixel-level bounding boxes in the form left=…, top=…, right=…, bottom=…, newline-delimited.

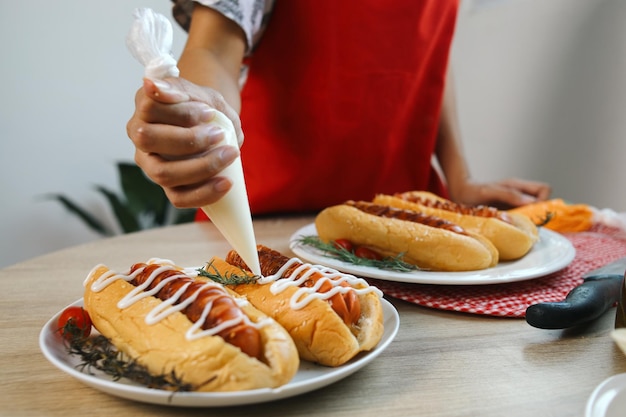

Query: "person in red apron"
left=127, top=0, right=551, bottom=220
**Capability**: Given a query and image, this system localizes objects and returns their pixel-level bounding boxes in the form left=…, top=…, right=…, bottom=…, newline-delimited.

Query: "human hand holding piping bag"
left=125, top=6, right=243, bottom=208
left=125, top=8, right=260, bottom=275
left=129, top=76, right=243, bottom=207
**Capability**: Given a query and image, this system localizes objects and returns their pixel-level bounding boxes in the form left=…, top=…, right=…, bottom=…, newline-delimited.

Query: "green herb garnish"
left=535, top=211, right=554, bottom=227
left=296, top=235, right=418, bottom=272
left=197, top=260, right=260, bottom=285
left=66, top=334, right=194, bottom=392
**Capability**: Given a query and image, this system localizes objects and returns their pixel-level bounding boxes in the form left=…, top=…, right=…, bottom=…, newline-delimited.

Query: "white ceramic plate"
left=586, top=373, right=626, bottom=417
left=289, top=224, right=575, bottom=285
left=40, top=298, right=399, bottom=407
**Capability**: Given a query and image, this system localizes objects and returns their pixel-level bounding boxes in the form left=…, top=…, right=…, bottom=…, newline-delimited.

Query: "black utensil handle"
left=525, top=276, right=623, bottom=329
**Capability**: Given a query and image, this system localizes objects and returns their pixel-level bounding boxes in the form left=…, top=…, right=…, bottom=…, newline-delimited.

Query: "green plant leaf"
left=173, top=209, right=197, bottom=224
left=43, top=194, right=114, bottom=236
left=94, top=185, right=141, bottom=234
left=45, top=162, right=195, bottom=237
left=117, top=162, right=168, bottom=224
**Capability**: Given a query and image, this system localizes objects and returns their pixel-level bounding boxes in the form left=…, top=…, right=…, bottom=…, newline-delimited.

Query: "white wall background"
left=1, top=0, right=625, bottom=268
left=454, top=0, right=626, bottom=210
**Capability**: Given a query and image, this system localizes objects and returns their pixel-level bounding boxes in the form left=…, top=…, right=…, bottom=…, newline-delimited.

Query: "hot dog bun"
left=315, top=201, right=499, bottom=271
left=83, top=260, right=299, bottom=391
left=208, top=246, right=384, bottom=367
left=375, top=191, right=538, bottom=260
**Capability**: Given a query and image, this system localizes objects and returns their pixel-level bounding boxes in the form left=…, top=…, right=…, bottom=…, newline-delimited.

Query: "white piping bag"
left=126, top=8, right=261, bottom=276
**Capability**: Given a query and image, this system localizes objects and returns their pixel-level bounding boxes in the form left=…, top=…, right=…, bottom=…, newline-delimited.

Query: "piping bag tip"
left=199, top=111, right=261, bottom=277
left=201, top=199, right=261, bottom=277
left=202, top=203, right=261, bottom=276
left=201, top=191, right=262, bottom=277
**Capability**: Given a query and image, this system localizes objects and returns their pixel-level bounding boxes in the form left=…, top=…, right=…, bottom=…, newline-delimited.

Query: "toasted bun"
left=376, top=192, right=538, bottom=260
left=315, top=204, right=498, bottom=271
left=83, top=263, right=299, bottom=391
left=208, top=257, right=384, bottom=367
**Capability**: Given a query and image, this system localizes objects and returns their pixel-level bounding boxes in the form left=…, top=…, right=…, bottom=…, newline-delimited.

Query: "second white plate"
left=289, top=224, right=575, bottom=285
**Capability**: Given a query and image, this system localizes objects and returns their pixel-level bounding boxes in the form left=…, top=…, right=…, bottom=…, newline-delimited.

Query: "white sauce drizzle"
left=257, top=257, right=383, bottom=310
left=85, top=260, right=268, bottom=342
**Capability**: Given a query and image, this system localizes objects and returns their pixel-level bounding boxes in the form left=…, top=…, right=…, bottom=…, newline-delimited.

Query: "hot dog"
left=206, top=245, right=384, bottom=367
left=315, top=200, right=499, bottom=271
left=83, top=258, right=299, bottom=391
left=373, top=191, right=538, bottom=261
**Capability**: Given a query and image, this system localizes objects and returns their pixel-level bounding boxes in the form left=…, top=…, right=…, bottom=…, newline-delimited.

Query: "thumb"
left=143, top=77, right=190, bottom=104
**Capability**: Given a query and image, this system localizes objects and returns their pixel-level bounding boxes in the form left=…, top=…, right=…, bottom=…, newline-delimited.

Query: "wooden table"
left=1, top=216, right=625, bottom=416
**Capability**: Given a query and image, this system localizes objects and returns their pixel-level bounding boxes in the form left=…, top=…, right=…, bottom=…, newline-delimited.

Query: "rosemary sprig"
left=65, top=334, right=194, bottom=392
left=295, top=235, right=418, bottom=272
left=197, top=260, right=260, bottom=285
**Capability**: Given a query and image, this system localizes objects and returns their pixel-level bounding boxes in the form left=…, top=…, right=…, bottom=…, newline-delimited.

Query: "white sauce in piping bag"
left=199, top=112, right=261, bottom=276
left=126, top=8, right=261, bottom=276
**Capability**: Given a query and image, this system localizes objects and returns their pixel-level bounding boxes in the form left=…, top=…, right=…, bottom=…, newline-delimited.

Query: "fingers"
left=451, top=178, right=552, bottom=209
left=128, top=78, right=243, bottom=152
left=126, top=76, right=246, bottom=208
left=497, top=178, right=552, bottom=204
left=134, top=145, right=240, bottom=208
left=489, top=187, right=536, bottom=208
left=132, top=82, right=216, bottom=128
left=131, top=120, right=226, bottom=157
left=147, top=77, right=244, bottom=146
left=143, top=78, right=190, bottom=104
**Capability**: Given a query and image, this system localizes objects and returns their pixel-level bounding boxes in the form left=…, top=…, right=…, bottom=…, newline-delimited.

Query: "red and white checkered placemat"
left=369, top=224, right=626, bottom=317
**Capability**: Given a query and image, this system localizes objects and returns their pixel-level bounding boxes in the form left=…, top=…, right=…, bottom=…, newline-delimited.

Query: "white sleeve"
left=171, top=0, right=274, bottom=53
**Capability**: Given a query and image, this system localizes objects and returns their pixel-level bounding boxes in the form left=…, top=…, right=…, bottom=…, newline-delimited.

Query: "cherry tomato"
left=354, top=246, right=383, bottom=261
left=58, top=306, right=92, bottom=341
left=333, top=239, right=354, bottom=252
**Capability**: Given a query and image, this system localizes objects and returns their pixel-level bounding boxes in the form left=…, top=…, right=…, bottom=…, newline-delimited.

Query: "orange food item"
left=508, top=199, right=594, bottom=233
left=225, top=247, right=361, bottom=327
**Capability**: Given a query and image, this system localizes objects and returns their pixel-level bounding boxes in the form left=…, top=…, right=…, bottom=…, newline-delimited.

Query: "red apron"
left=197, top=0, right=459, bottom=220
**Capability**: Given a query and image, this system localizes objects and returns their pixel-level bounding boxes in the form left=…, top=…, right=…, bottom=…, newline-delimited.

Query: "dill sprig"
left=197, top=260, right=260, bottom=285
left=535, top=211, right=554, bottom=227
left=295, top=235, right=418, bottom=272
left=65, top=334, right=194, bottom=392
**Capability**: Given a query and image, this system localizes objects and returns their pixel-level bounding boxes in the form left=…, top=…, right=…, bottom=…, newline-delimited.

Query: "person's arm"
left=434, top=66, right=471, bottom=201
left=435, top=67, right=551, bottom=208
left=126, top=5, right=248, bottom=209
left=177, top=5, right=246, bottom=112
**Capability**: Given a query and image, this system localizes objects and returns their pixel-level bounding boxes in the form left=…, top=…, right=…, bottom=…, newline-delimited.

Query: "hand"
left=448, top=178, right=552, bottom=209
left=126, top=77, right=244, bottom=208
